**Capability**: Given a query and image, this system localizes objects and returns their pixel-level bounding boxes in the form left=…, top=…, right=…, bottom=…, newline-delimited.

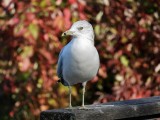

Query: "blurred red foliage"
left=0, top=0, right=160, bottom=120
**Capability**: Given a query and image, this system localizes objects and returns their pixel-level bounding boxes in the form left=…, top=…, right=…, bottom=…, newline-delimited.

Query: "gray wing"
left=57, top=47, right=65, bottom=78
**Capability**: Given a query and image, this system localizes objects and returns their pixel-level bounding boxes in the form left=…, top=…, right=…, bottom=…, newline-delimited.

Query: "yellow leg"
left=82, top=82, right=87, bottom=108
left=78, top=82, right=90, bottom=109
left=78, top=82, right=92, bottom=110
left=68, top=86, right=72, bottom=108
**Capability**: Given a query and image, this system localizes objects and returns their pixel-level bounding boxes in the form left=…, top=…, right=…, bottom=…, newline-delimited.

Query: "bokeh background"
left=0, top=0, right=160, bottom=119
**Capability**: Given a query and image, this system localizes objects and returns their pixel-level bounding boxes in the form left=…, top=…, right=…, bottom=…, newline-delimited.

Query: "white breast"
left=62, top=38, right=99, bottom=85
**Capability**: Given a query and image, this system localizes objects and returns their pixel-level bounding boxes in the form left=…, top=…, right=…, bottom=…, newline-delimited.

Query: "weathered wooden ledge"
left=40, top=96, right=160, bottom=120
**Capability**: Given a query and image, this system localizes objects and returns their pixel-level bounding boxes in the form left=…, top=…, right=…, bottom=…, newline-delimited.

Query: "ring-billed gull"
left=57, top=20, right=100, bottom=109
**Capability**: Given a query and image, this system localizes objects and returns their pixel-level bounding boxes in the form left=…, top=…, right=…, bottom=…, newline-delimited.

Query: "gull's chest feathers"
left=62, top=37, right=99, bottom=85
left=70, top=38, right=94, bottom=62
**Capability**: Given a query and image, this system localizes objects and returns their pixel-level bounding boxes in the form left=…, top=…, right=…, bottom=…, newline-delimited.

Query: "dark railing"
left=40, top=96, right=160, bottom=120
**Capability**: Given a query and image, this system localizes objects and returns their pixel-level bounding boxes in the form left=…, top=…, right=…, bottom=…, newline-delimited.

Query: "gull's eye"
left=78, top=27, right=83, bottom=31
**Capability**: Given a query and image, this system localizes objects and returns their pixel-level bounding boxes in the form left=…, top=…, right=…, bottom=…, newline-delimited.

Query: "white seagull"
left=57, top=20, right=100, bottom=109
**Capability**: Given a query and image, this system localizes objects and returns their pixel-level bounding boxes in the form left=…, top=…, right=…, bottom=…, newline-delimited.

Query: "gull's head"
left=62, top=20, right=94, bottom=42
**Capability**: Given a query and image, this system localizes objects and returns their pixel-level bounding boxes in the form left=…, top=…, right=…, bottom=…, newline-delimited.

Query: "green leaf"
left=120, top=55, right=129, bottom=66
left=121, top=36, right=128, bottom=43
left=28, top=23, right=39, bottom=39
left=95, top=25, right=100, bottom=35
left=21, top=46, right=33, bottom=58
left=96, top=11, right=103, bottom=22
left=40, top=0, right=47, bottom=8
left=48, top=99, right=57, bottom=106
